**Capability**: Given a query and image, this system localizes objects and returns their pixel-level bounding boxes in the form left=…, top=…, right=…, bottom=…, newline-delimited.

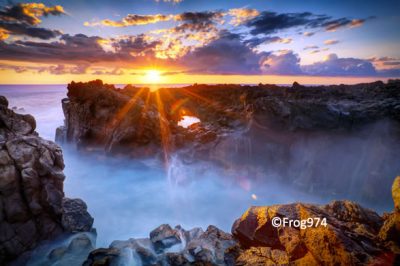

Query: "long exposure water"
left=0, top=85, right=394, bottom=247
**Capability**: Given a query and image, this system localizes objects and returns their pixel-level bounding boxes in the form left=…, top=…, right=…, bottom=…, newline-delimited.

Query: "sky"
left=0, top=0, right=399, bottom=84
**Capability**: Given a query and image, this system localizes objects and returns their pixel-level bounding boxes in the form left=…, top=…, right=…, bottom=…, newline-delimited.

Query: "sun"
left=144, top=70, right=162, bottom=84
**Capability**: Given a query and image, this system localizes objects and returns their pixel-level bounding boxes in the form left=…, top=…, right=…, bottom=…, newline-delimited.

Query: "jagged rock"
left=393, top=176, right=400, bottom=212
left=0, top=95, right=93, bottom=264
left=150, top=224, right=182, bottom=252
left=61, top=198, right=94, bottom=232
left=83, top=224, right=236, bottom=266
left=58, top=80, right=400, bottom=158
left=231, top=199, right=398, bottom=265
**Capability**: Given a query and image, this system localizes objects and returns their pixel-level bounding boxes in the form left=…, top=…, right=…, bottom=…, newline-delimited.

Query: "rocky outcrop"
left=57, top=79, right=400, bottom=155
left=0, top=96, right=94, bottom=264
left=56, top=80, right=400, bottom=205
left=83, top=224, right=236, bottom=265
left=230, top=179, right=400, bottom=266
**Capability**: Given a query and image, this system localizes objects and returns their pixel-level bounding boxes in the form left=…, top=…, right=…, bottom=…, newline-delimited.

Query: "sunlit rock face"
left=57, top=79, right=400, bottom=204
left=0, top=96, right=94, bottom=264
left=229, top=178, right=400, bottom=265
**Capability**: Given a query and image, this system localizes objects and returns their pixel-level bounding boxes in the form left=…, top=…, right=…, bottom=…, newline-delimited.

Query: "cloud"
left=324, top=39, right=339, bottom=45
left=302, top=53, right=377, bottom=76
left=0, top=3, right=65, bottom=26
left=228, top=8, right=260, bottom=26
left=323, top=18, right=370, bottom=32
left=85, top=14, right=173, bottom=27
left=303, top=31, right=314, bottom=37
left=178, top=31, right=269, bottom=75
left=303, top=45, right=319, bottom=50
left=87, top=10, right=224, bottom=28
left=0, top=3, right=65, bottom=40
left=260, top=50, right=302, bottom=75
left=246, top=11, right=369, bottom=35
left=0, top=22, right=62, bottom=39
left=245, top=36, right=292, bottom=47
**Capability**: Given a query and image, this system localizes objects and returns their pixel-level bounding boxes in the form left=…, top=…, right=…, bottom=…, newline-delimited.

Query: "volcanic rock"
left=231, top=188, right=400, bottom=265
left=83, top=224, right=236, bottom=266
left=0, top=95, right=93, bottom=264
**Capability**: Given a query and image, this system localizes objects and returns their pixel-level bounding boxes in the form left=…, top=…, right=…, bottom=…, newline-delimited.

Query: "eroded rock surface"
left=231, top=198, right=400, bottom=265
left=0, top=96, right=93, bottom=264
left=83, top=224, right=236, bottom=266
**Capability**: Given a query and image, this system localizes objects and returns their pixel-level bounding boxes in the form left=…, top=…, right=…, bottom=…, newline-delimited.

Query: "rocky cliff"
left=0, top=96, right=94, bottom=264
left=84, top=176, right=400, bottom=265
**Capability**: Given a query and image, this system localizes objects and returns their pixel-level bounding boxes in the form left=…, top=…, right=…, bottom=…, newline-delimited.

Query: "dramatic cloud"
left=0, top=3, right=65, bottom=26
left=0, top=4, right=396, bottom=78
left=302, top=53, right=377, bottom=76
left=324, top=39, right=339, bottom=45
left=0, top=3, right=65, bottom=40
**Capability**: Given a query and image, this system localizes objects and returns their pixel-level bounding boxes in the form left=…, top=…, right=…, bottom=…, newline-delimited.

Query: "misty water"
left=0, top=85, right=396, bottom=248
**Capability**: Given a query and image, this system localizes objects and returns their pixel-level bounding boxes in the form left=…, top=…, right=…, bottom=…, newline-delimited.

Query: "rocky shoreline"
left=83, top=187, right=400, bottom=265
left=1, top=78, right=400, bottom=265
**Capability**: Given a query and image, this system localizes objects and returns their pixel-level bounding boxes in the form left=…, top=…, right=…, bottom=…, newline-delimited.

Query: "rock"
left=150, top=224, right=182, bottom=252
left=231, top=200, right=398, bottom=265
left=0, top=95, right=8, bottom=107
left=59, top=80, right=400, bottom=159
left=61, top=198, right=94, bottom=232
left=84, top=224, right=236, bottom=266
left=0, top=95, right=93, bottom=264
left=393, top=176, right=400, bottom=212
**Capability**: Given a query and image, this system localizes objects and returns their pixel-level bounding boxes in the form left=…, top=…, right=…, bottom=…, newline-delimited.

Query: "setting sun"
left=143, top=70, right=162, bottom=84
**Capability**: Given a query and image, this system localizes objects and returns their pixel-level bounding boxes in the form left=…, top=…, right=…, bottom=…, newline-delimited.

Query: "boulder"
left=62, top=198, right=94, bottom=232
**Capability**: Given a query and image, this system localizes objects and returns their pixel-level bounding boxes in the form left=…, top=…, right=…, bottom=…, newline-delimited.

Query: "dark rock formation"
left=56, top=80, right=400, bottom=205
left=83, top=224, right=236, bottom=266
left=57, top=80, right=400, bottom=155
left=0, top=96, right=94, bottom=264
left=230, top=179, right=400, bottom=265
